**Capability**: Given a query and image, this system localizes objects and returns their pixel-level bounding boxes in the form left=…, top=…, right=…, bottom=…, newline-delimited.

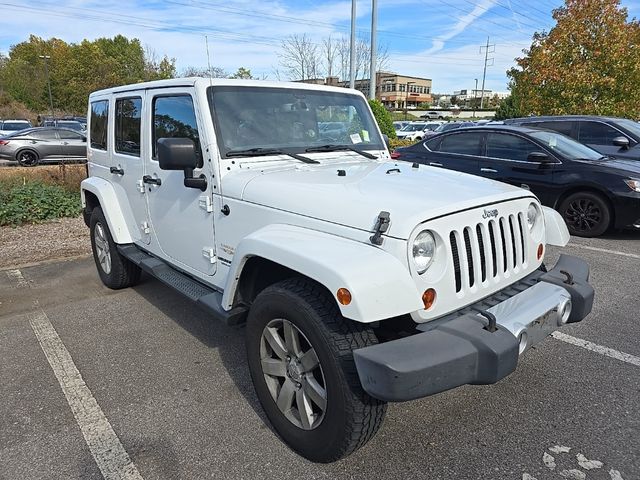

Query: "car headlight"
left=526, top=203, right=539, bottom=231
left=624, top=178, right=640, bottom=192
left=412, top=231, right=436, bottom=274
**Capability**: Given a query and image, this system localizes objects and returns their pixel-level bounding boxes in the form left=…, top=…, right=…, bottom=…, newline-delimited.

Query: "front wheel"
left=559, top=191, right=611, bottom=237
left=246, top=278, right=387, bottom=462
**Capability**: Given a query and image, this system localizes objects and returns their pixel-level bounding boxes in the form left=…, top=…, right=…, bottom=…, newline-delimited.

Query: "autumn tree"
left=508, top=0, right=640, bottom=117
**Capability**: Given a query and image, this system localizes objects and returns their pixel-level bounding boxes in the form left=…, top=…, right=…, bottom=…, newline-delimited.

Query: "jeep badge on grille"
left=482, top=208, right=499, bottom=219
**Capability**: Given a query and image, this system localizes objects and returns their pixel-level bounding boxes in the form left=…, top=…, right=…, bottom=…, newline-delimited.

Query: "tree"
left=182, top=65, right=228, bottom=78
left=494, top=95, right=523, bottom=120
left=508, top=0, right=640, bottom=117
left=230, top=67, right=253, bottom=79
left=279, top=34, right=321, bottom=80
left=368, top=99, right=396, bottom=139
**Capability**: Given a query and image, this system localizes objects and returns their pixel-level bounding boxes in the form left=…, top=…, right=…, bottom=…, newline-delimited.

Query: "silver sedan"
left=0, top=127, right=87, bottom=166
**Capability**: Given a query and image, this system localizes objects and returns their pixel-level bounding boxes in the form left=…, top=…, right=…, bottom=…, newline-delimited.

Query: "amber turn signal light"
left=336, top=288, right=352, bottom=305
left=537, top=243, right=544, bottom=260
left=422, top=288, right=436, bottom=310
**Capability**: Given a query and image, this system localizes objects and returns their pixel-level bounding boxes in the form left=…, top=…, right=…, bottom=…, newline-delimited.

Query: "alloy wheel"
left=564, top=198, right=602, bottom=233
left=18, top=151, right=37, bottom=166
left=94, top=222, right=112, bottom=274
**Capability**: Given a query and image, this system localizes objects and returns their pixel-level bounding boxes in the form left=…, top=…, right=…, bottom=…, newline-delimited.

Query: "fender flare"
left=223, top=224, right=423, bottom=323
left=80, top=177, right=136, bottom=244
left=543, top=206, right=570, bottom=246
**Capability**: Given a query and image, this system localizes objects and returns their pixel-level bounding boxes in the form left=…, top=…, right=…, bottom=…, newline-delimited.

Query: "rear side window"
left=438, top=132, right=484, bottom=156
left=115, top=97, right=142, bottom=156
left=530, top=121, right=574, bottom=137
left=578, top=121, right=622, bottom=145
left=486, top=133, right=540, bottom=162
left=31, top=129, right=58, bottom=140
left=90, top=100, right=109, bottom=150
left=152, top=95, right=202, bottom=165
left=58, top=129, right=84, bottom=140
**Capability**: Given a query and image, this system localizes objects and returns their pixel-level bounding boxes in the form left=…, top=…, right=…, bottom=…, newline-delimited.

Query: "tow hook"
left=474, top=309, right=498, bottom=333
left=560, top=270, right=574, bottom=285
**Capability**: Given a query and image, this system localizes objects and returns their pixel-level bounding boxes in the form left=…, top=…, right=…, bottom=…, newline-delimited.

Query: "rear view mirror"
left=157, top=137, right=198, bottom=170
left=527, top=151, right=552, bottom=162
left=612, top=136, right=630, bottom=149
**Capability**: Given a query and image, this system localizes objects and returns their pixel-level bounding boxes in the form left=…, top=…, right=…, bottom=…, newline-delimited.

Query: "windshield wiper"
left=225, top=148, right=319, bottom=164
left=305, top=144, right=378, bottom=159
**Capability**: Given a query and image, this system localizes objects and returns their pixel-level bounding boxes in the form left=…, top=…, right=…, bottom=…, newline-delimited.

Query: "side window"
left=578, top=121, right=622, bottom=145
left=486, top=133, right=540, bottom=162
left=90, top=100, right=109, bottom=150
left=532, top=121, right=574, bottom=137
left=31, top=129, right=58, bottom=140
left=115, top=97, right=142, bottom=156
left=58, top=129, right=84, bottom=140
left=438, top=133, right=484, bottom=156
left=425, top=136, right=441, bottom=151
left=152, top=95, right=202, bottom=166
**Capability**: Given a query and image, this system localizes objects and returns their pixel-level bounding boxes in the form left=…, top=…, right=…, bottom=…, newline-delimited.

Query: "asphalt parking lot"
left=1, top=233, right=639, bottom=480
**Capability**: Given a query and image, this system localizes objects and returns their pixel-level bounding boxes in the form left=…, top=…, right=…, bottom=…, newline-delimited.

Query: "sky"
left=1, top=0, right=640, bottom=94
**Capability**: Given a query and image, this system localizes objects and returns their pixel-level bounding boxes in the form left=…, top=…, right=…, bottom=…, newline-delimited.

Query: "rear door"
left=27, top=128, right=63, bottom=159
left=426, top=131, right=483, bottom=174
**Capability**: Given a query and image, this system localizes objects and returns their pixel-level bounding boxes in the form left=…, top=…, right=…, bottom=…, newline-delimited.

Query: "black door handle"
left=142, top=175, right=161, bottom=186
left=110, top=166, right=124, bottom=175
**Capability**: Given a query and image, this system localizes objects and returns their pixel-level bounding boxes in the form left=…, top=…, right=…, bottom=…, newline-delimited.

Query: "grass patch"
left=0, top=164, right=87, bottom=192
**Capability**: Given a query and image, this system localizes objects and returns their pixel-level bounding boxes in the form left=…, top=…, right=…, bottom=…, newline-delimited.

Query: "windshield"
left=424, top=124, right=439, bottom=131
left=401, top=123, right=426, bottom=132
left=615, top=118, right=640, bottom=138
left=436, top=123, right=459, bottom=132
left=530, top=130, right=603, bottom=160
left=3, top=122, right=31, bottom=131
left=208, top=86, right=385, bottom=157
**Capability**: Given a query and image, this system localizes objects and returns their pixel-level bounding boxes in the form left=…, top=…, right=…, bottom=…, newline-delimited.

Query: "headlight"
left=526, top=203, right=539, bottom=231
left=624, top=178, right=640, bottom=192
left=412, top=231, right=436, bottom=274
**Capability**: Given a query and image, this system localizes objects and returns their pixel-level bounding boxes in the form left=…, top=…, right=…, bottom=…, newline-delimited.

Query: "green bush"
left=368, top=99, right=397, bottom=139
left=389, top=138, right=414, bottom=150
left=0, top=181, right=82, bottom=226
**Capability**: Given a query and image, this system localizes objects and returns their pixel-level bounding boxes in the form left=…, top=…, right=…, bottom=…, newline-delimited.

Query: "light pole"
left=473, top=78, right=478, bottom=118
left=39, top=55, right=54, bottom=119
left=405, top=81, right=415, bottom=120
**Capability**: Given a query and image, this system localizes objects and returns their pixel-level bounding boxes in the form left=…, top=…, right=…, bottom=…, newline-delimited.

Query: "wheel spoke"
left=283, top=320, right=303, bottom=356
left=276, top=378, right=296, bottom=412
left=264, top=327, right=287, bottom=360
left=295, top=388, right=314, bottom=429
left=261, top=357, right=287, bottom=377
left=299, top=348, right=319, bottom=373
left=303, top=376, right=327, bottom=411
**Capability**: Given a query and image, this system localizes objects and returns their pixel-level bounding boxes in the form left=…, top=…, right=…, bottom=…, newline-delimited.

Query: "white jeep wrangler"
left=81, top=78, right=594, bottom=463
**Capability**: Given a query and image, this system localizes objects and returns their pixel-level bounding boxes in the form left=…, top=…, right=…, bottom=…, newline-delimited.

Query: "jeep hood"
left=226, top=160, right=535, bottom=240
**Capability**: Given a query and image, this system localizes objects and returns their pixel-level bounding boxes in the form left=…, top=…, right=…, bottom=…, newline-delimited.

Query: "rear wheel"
left=90, top=207, right=141, bottom=289
left=559, top=191, right=611, bottom=237
left=17, top=149, right=39, bottom=166
left=246, top=277, right=387, bottom=462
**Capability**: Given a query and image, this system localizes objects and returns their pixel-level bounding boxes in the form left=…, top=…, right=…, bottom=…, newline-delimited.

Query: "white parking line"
left=552, top=332, right=640, bottom=367
left=29, top=310, right=144, bottom=480
left=565, top=243, right=640, bottom=261
left=6, top=269, right=29, bottom=288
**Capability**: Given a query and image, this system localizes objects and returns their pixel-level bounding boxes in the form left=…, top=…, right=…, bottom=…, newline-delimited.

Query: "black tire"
left=559, top=191, right=611, bottom=237
left=246, top=277, right=387, bottom=463
left=16, top=149, right=39, bottom=166
left=89, top=207, right=141, bottom=289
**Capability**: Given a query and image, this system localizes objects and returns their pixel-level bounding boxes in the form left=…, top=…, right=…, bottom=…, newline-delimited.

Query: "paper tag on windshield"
left=549, top=137, right=557, bottom=147
left=361, top=130, right=370, bottom=142
left=350, top=133, right=362, bottom=144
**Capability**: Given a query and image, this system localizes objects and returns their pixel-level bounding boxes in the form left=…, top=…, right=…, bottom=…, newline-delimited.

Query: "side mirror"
left=527, top=151, right=552, bottom=163
left=157, top=137, right=207, bottom=191
left=382, top=134, right=390, bottom=149
left=612, top=136, right=630, bottom=149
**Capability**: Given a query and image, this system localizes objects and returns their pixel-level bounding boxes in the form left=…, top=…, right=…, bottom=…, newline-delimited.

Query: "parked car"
left=432, top=121, right=473, bottom=134
left=393, top=125, right=640, bottom=237
left=0, top=127, right=87, bottom=166
left=420, top=110, right=446, bottom=119
left=393, top=121, right=410, bottom=134
left=42, top=119, right=86, bottom=133
left=396, top=122, right=441, bottom=141
left=81, top=78, right=592, bottom=462
left=0, top=119, right=32, bottom=136
left=505, top=115, right=640, bottom=161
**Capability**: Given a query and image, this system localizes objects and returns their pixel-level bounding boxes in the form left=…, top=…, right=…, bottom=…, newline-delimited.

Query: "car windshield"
left=424, top=124, right=439, bottom=131
left=436, top=123, right=459, bottom=132
left=401, top=123, right=426, bottom=132
left=529, top=130, right=603, bottom=160
left=208, top=86, right=385, bottom=157
left=615, top=118, right=640, bottom=138
left=3, top=122, right=31, bottom=131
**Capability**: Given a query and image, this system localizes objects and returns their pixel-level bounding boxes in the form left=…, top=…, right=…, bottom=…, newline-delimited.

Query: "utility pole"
left=349, top=0, right=356, bottom=89
left=479, top=37, right=494, bottom=110
left=369, top=0, right=377, bottom=100
left=473, top=78, right=478, bottom=118
left=39, top=55, right=54, bottom=119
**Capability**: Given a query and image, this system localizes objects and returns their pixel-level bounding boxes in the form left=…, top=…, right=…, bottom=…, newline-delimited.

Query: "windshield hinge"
left=370, top=211, right=391, bottom=246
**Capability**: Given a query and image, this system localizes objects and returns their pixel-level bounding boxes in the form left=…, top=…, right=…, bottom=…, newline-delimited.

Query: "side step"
left=118, top=244, right=247, bottom=326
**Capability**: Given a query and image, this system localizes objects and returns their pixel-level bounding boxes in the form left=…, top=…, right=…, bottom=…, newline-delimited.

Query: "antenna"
left=205, top=35, right=214, bottom=87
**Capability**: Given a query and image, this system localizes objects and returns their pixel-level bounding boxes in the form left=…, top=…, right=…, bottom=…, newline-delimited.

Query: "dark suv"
left=505, top=115, right=640, bottom=161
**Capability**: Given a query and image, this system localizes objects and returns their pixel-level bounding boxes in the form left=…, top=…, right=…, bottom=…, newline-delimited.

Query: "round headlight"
left=527, top=203, right=539, bottom=231
left=412, top=231, right=436, bottom=274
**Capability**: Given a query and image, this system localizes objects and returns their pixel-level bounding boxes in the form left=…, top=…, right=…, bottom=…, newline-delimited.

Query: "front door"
left=144, top=88, right=216, bottom=276
left=58, top=129, right=87, bottom=160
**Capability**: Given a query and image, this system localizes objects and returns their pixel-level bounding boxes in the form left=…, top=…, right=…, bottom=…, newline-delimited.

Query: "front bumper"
left=354, top=254, right=594, bottom=402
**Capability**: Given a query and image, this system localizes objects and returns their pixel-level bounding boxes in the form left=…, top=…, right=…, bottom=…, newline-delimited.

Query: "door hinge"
left=141, top=221, right=150, bottom=234
left=202, top=247, right=217, bottom=264
left=136, top=179, right=145, bottom=193
left=199, top=195, right=214, bottom=213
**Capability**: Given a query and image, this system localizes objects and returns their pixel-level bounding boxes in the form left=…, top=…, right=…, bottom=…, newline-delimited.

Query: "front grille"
left=450, top=213, right=528, bottom=293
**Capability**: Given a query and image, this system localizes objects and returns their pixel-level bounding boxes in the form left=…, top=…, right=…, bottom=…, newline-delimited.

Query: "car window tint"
left=531, top=121, right=574, bottom=137
left=58, top=129, right=83, bottom=140
left=425, top=136, right=441, bottom=150
left=31, top=129, right=58, bottom=140
left=487, top=133, right=540, bottom=161
left=115, top=97, right=142, bottom=156
left=90, top=100, right=109, bottom=150
left=438, top=132, right=483, bottom=156
left=578, top=121, right=622, bottom=144
left=152, top=95, right=202, bottom=165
